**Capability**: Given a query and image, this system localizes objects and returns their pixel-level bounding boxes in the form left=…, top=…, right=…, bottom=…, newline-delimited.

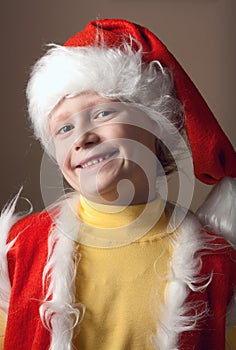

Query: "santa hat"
left=65, top=19, right=236, bottom=184
left=27, top=18, right=235, bottom=185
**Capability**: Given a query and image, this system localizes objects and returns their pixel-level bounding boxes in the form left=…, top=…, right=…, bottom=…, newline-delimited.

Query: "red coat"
left=2, top=209, right=236, bottom=350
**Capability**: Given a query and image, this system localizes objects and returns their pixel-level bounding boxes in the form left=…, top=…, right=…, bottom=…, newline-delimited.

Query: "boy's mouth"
left=76, top=150, right=118, bottom=169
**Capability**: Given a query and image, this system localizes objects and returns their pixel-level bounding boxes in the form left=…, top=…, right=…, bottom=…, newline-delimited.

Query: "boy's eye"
left=57, top=124, right=74, bottom=135
left=95, top=110, right=113, bottom=119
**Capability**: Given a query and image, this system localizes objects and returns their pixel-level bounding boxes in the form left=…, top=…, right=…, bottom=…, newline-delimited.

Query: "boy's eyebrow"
left=49, top=109, right=74, bottom=123
left=50, top=97, right=120, bottom=124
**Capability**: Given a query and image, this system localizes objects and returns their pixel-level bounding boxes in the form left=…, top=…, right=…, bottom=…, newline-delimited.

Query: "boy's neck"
left=81, top=189, right=157, bottom=206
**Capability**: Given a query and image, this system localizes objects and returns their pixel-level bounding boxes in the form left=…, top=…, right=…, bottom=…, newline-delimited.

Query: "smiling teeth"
left=80, top=154, right=112, bottom=168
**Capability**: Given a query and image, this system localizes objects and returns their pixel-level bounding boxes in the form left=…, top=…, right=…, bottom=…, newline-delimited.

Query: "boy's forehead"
left=48, top=94, right=158, bottom=135
left=49, top=92, right=115, bottom=122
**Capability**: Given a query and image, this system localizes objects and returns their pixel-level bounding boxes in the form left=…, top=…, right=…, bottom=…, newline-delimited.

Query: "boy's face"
left=49, top=92, right=158, bottom=205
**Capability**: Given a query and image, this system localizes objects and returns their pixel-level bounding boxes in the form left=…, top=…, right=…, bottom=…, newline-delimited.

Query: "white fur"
left=151, top=209, right=212, bottom=349
left=26, top=43, right=182, bottom=149
left=0, top=191, right=26, bottom=316
left=40, top=196, right=85, bottom=350
left=197, top=177, right=236, bottom=247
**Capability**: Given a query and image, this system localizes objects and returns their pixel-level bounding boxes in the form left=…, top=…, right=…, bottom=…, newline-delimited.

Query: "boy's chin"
left=78, top=183, right=120, bottom=205
left=78, top=179, right=148, bottom=206
left=72, top=160, right=127, bottom=204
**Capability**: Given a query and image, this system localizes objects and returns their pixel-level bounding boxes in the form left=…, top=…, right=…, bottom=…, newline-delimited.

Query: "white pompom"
left=197, top=177, right=236, bottom=246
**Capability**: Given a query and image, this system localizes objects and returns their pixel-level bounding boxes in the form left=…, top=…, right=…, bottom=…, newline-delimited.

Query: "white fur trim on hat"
left=26, top=43, right=181, bottom=149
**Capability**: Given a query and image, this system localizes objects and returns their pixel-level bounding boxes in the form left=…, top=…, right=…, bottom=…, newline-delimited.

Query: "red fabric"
left=3, top=214, right=236, bottom=349
left=5, top=212, right=52, bottom=350
left=179, top=238, right=236, bottom=349
left=64, top=19, right=236, bottom=184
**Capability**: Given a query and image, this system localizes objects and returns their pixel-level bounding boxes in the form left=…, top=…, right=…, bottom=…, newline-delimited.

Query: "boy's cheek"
left=64, top=173, right=80, bottom=191
left=55, top=150, right=70, bottom=174
left=54, top=139, right=73, bottom=165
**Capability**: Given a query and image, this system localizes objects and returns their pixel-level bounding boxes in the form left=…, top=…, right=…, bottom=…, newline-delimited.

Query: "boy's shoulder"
left=200, top=233, right=236, bottom=273
left=8, top=210, right=53, bottom=243
left=0, top=204, right=55, bottom=299
left=176, top=207, right=236, bottom=281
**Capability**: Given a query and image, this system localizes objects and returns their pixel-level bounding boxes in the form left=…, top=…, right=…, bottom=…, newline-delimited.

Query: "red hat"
left=64, top=19, right=236, bottom=185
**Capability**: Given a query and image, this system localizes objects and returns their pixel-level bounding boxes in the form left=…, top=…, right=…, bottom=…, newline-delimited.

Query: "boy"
left=0, top=19, right=236, bottom=349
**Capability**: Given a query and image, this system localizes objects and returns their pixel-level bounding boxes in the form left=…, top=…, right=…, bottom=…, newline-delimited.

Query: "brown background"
left=0, top=0, right=235, bottom=212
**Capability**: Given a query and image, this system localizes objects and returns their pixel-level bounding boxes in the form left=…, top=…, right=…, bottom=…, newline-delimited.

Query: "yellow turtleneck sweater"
left=0, top=315, right=5, bottom=349
left=0, top=197, right=235, bottom=349
left=73, top=196, right=175, bottom=349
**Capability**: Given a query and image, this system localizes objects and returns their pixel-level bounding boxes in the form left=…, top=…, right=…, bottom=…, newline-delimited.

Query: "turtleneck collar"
left=78, top=195, right=169, bottom=244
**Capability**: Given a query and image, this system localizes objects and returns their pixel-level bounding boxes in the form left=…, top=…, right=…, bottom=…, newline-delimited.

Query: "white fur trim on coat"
left=151, top=208, right=212, bottom=349
left=0, top=190, right=25, bottom=315
left=40, top=197, right=85, bottom=350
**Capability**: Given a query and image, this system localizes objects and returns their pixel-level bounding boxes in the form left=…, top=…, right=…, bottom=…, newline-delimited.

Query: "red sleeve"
left=179, top=237, right=236, bottom=350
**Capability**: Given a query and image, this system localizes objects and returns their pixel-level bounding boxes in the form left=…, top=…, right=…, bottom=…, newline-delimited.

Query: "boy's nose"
left=73, top=132, right=100, bottom=150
